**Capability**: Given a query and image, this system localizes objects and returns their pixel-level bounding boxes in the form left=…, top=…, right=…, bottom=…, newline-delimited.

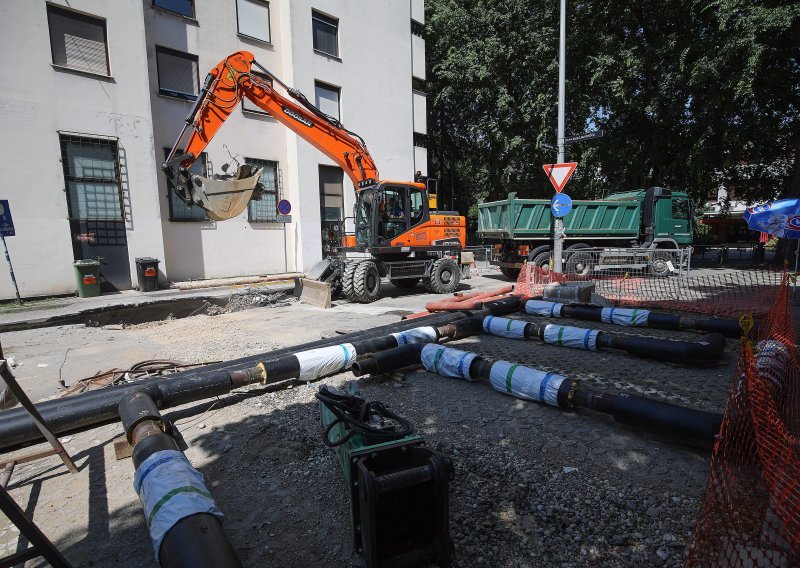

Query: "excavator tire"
left=351, top=261, right=381, bottom=303
left=341, top=261, right=360, bottom=303
left=423, top=257, right=460, bottom=294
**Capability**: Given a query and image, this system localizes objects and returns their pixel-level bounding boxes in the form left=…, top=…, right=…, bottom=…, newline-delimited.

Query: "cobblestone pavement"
left=0, top=290, right=741, bottom=567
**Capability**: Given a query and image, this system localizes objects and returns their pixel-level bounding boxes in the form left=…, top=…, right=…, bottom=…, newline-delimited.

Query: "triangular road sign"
left=542, top=162, right=577, bottom=193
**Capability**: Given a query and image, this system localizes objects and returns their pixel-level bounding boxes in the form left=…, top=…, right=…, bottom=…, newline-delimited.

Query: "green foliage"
left=426, top=0, right=800, bottom=215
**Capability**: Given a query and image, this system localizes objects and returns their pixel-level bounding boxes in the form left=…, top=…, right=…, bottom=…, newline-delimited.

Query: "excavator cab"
left=353, top=182, right=431, bottom=249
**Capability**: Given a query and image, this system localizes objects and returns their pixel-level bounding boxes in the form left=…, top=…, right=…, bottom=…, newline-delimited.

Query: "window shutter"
left=314, top=84, right=340, bottom=120
left=157, top=50, right=198, bottom=97
left=48, top=7, right=109, bottom=75
left=237, top=0, right=270, bottom=42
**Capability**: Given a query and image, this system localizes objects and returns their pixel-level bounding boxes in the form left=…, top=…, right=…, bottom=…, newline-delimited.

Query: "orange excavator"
left=163, top=51, right=466, bottom=303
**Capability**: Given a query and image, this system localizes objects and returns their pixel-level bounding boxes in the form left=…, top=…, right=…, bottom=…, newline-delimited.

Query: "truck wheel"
left=352, top=261, right=382, bottom=303
left=530, top=251, right=551, bottom=273
left=341, top=261, right=360, bottom=302
left=499, top=266, right=521, bottom=280
left=650, top=251, right=674, bottom=277
left=423, top=258, right=460, bottom=294
left=566, top=251, right=594, bottom=276
left=390, top=277, right=420, bottom=289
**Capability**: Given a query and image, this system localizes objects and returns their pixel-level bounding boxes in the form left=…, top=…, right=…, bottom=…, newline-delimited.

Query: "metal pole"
left=1, top=236, right=21, bottom=305
left=553, top=0, right=567, bottom=273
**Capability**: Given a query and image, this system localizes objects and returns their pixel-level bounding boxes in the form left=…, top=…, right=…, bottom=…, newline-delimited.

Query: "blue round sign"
left=277, top=199, right=292, bottom=215
left=551, top=193, right=572, bottom=218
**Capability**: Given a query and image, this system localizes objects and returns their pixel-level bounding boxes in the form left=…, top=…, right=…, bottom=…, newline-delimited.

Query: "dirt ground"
left=0, top=270, right=742, bottom=567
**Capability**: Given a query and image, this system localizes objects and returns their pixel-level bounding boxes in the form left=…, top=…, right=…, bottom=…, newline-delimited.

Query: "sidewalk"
left=0, top=273, right=299, bottom=331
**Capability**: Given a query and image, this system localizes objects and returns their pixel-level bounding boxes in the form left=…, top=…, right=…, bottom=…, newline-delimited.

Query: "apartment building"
left=0, top=0, right=427, bottom=299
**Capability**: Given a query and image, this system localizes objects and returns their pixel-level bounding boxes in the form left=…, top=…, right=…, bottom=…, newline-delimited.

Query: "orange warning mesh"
left=514, top=264, right=785, bottom=317
left=686, top=273, right=800, bottom=566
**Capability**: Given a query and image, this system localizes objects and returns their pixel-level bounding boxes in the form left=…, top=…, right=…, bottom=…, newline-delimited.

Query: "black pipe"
left=351, top=344, right=424, bottom=377
left=0, top=301, right=521, bottom=452
left=596, top=332, right=727, bottom=365
left=119, top=392, right=242, bottom=568
left=526, top=300, right=745, bottom=338
left=574, top=389, right=722, bottom=441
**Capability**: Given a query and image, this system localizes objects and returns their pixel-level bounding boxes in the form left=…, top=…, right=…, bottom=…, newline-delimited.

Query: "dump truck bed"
left=477, top=193, right=641, bottom=239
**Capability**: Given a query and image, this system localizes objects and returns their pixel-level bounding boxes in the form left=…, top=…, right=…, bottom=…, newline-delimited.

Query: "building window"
left=47, top=5, right=110, bottom=76
left=412, top=77, right=426, bottom=95
left=60, top=134, right=123, bottom=221
left=312, top=11, right=338, bottom=57
left=237, top=0, right=270, bottom=43
left=411, top=19, right=424, bottom=38
left=156, top=46, right=199, bottom=100
left=153, top=0, right=194, bottom=19
left=246, top=159, right=280, bottom=222
left=163, top=149, right=209, bottom=221
left=314, top=81, right=340, bottom=121
left=242, top=72, right=272, bottom=115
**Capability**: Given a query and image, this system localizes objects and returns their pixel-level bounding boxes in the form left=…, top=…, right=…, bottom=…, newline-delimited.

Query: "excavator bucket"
left=190, top=165, right=263, bottom=221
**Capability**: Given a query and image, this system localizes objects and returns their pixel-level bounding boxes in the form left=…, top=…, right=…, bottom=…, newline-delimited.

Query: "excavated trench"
left=0, top=290, right=295, bottom=332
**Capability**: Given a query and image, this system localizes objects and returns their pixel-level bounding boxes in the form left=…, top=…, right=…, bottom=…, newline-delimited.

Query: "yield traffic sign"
left=542, top=162, right=577, bottom=193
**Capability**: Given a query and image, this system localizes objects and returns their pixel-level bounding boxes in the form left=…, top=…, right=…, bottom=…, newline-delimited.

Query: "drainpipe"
left=119, top=392, right=241, bottom=568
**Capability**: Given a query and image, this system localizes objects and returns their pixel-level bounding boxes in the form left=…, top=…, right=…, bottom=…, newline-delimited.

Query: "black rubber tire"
left=341, top=261, right=359, bottom=302
left=530, top=251, right=552, bottom=273
left=423, top=258, right=461, bottom=294
left=566, top=251, right=594, bottom=276
left=650, top=251, right=674, bottom=277
left=352, top=261, right=382, bottom=303
left=390, top=277, right=421, bottom=289
left=499, top=266, right=521, bottom=280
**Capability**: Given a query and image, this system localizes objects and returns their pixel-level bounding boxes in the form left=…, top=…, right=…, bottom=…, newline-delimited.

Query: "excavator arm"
left=163, top=50, right=380, bottom=220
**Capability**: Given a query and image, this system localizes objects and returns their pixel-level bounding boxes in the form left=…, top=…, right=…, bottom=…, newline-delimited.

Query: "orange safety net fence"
left=514, top=264, right=786, bottom=318
left=686, top=273, right=800, bottom=566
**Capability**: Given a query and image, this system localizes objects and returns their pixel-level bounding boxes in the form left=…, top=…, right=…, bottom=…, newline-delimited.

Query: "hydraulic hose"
left=119, top=392, right=241, bottom=568
left=0, top=299, right=521, bottom=452
left=523, top=299, right=744, bottom=338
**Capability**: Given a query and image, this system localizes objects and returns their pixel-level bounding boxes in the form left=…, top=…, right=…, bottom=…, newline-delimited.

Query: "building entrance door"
left=319, top=165, right=344, bottom=258
left=60, top=134, right=132, bottom=292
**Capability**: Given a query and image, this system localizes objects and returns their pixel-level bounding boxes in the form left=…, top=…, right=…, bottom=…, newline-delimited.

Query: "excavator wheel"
left=351, top=261, right=382, bottom=303
left=341, top=261, right=360, bottom=302
left=423, top=258, right=460, bottom=294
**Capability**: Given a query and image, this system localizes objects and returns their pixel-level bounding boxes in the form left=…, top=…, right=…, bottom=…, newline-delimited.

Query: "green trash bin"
left=73, top=259, right=101, bottom=298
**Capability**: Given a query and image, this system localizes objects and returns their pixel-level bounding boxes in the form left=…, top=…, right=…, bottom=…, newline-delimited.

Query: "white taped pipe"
left=488, top=360, right=566, bottom=406
left=542, top=324, right=600, bottom=351
left=295, top=343, right=356, bottom=381
left=482, top=315, right=527, bottom=339
left=524, top=300, right=564, bottom=317
left=421, top=344, right=478, bottom=381
left=600, top=307, right=650, bottom=326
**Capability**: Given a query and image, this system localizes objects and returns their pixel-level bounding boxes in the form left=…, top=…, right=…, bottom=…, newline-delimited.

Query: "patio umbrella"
left=743, top=198, right=800, bottom=274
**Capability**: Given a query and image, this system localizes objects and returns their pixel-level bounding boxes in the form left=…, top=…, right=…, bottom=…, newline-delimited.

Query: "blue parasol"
left=743, top=198, right=800, bottom=239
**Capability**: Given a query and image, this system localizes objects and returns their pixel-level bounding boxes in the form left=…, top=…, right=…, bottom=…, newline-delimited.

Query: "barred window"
left=246, top=158, right=279, bottom=222
left=60, top=134, right=122, bottom=221
left=47, top=5, right=110, bottom=76
left=163, top=148, right=209, bottom=221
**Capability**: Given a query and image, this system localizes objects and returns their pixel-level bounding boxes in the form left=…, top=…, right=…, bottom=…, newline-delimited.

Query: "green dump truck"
left=477, top=187, right=693, bottom=279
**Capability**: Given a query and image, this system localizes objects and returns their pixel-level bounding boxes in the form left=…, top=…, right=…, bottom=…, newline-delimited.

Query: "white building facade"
left=0, top=0, right=427, bottom=299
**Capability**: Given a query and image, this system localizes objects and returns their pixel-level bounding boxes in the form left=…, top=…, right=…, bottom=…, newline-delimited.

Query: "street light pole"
left=553, top=0, right=567, bottom=273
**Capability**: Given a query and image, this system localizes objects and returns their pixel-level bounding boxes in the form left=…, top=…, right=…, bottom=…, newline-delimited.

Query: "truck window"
left=672, top=198, right=689, bottom=220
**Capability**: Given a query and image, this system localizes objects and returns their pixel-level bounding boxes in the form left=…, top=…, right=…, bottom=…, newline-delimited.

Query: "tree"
left=426, top=0, right=800, bottom=226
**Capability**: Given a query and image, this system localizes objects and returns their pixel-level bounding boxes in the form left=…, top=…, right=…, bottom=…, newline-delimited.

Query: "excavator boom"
left=163, top=51, right=379, bottom=220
